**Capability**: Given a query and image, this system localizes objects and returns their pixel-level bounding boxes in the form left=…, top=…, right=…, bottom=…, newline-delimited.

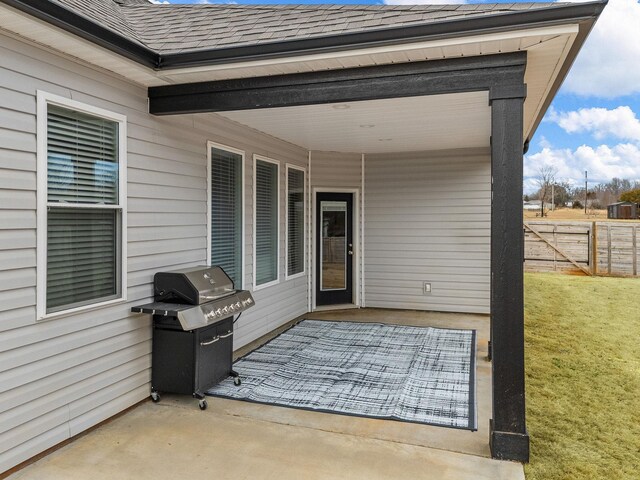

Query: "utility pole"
left=584, top=170, right=588, bottom=215
left=551, top=184, right=555, bottom=211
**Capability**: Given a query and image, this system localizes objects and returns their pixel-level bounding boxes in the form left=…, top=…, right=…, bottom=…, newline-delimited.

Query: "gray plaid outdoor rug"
left=207, top=319, right=477, bottom=430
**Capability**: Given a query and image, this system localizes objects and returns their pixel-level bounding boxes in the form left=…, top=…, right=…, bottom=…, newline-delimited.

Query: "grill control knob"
left=229, top=304, right=235, bottom=312
left=222, top=306, right=229, bottom=314
left=215, top=308, right=222, bottom=316
left=235, top=302, right=242, bottom=308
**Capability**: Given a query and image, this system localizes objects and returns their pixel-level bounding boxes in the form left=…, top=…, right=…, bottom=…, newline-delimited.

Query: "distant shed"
left=607, top=201, right=638, bottom=219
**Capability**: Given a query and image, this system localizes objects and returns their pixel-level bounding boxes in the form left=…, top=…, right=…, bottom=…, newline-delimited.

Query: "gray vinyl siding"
left=310, top=151, right=361, bottom=189
left=364, top=149, right=491, bottom=314
left=0, top=32, right=308, bottom=472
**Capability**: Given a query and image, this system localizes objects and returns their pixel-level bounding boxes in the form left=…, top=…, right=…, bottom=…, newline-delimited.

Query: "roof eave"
left=0, top=0, right=606, bottom=142
left=1, top=0, right=606, bottom=72
left=525, top=3, right=606, bottom=142
left=157, top=1, right=607, bottom=69
left=0, top=0, right=159, bottom=68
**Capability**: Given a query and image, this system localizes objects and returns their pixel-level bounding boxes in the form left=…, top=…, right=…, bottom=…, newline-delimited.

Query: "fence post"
left=633, top=225, right=637, bottom=276
left=553, top=224, right=557, bottom=271
left=607, top=225, right=612, bottom=275
left=591, top=221, right=598, bottom=275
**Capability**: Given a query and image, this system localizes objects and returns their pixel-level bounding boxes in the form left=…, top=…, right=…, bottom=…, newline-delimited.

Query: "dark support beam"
left=490, top=90, right=530, bottom=462
left=148, top=53, right=526, bottom=115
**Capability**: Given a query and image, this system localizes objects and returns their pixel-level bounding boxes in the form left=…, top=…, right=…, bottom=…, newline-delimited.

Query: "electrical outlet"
left=423, top=282, right=432, bottom=294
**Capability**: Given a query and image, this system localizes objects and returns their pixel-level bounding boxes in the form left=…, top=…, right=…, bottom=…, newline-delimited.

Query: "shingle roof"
left=52, top=1, right=566, bottom=55
left=52, top=0, right=145, bottom=46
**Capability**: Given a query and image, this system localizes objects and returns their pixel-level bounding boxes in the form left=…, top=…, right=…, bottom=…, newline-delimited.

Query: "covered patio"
left=149, top=50, right=531, bottom=460
left=8, top=309, right=527, bottom=480
left=0, top=1, right=606, bottom=474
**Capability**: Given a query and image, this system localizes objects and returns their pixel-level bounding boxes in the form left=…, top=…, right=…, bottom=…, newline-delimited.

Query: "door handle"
left=348, top=250, right=353, bottom=255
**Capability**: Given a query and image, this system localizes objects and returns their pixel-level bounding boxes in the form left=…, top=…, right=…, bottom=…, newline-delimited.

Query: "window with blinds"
left=210, top=147, right=243, bottom=287
left=287, top=167, right=305, bottom=277
left=254, top=158, right=279, bottom=287
left=44, top=103, right=123, bottom=314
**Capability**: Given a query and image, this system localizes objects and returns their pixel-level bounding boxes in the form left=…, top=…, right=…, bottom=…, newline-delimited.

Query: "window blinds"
left=210, top=147, right=243, bottom=287
left=47, top=208, right=118, bottom=310
left=255, top=160, right=278, bottom=286
left=287, top=168, right=304, bottom=276
left=47, top=106, right=118, bottom=204
left=46, top=105, right=120, bottom=313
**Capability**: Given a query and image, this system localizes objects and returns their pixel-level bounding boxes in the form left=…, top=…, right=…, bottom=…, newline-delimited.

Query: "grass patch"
left=524, top=273, right=640, bottom=479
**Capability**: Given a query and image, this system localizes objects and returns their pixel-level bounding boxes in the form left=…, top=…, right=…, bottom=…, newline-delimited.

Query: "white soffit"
left=217, top=91, right=491, bottom=154
left=522, top=32, right=576, bottom=137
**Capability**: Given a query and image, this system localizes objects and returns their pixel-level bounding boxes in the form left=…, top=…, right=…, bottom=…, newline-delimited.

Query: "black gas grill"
left=131, top=266, right=254, bottom=410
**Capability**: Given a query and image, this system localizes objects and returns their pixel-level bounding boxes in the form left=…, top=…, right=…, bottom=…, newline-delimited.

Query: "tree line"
left=525, top=166, right=640, bottom=215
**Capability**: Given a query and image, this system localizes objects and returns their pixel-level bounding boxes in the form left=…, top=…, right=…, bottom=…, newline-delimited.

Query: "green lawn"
left=524, top=273, right=640, bottom=480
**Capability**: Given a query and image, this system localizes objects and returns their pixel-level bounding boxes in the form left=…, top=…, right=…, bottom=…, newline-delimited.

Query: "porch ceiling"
left=217, top=91, right=490, bottom=154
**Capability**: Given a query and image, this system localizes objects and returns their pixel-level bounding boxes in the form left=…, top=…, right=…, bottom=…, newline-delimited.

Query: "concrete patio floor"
left=7, top=309, right=524, bottom=480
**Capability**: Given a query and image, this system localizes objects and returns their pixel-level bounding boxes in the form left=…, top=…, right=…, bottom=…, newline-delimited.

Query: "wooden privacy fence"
left=524, top=221, right=640, bottom=277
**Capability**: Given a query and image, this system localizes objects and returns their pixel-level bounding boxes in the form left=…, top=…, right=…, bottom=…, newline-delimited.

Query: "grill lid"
left=154, top=266, right=234, bottom=305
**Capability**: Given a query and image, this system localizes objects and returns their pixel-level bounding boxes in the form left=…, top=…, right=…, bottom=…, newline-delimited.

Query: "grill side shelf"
left=131, top=302, right=194, bottom=317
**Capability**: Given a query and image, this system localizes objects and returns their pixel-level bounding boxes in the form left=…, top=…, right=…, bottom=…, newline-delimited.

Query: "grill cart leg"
left=150, top=389, right=160, bottom=403
left=230, top=369, right=241, bottom=386
left=193, top=392, right=208, bottom=410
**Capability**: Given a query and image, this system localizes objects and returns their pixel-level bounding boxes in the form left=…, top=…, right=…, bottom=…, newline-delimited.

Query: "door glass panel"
left=321, top=201, right=347, bottom=290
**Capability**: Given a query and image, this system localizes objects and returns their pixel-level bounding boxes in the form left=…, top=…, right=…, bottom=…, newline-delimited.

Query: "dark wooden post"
left=489, top=87, right=530, bottom=462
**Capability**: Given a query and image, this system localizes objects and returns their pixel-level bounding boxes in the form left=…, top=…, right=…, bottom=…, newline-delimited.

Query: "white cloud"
left=538, top=135, right=552, bottom=149
left=549, top=106, right=640, bottom=142
left=149, top=0, right=170, bottom=4
left=562, top=0, right=640, bottom=98
left=524, top=143, right=640, bottom=192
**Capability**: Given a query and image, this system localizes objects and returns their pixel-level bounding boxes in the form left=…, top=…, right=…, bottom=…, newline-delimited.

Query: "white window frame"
left=206, top=141, right=245, bottom=289
left=253, top=154, right=280, bottom=291
left=285, top=164, right=306, bottom=281
left=36, top=91, right=128, bottom=321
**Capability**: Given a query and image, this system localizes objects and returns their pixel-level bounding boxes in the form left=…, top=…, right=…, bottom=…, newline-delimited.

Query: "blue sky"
left=155, top=0, right=640, bottom=193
